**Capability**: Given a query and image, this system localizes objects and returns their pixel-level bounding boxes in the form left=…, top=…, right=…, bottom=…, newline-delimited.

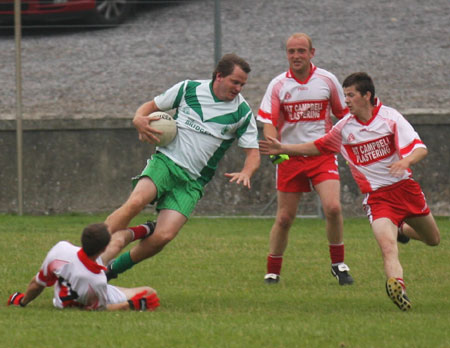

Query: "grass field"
left=1, top=214, right=449, bottom=348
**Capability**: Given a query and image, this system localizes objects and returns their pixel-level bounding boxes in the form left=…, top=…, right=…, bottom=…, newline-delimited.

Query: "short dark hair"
left=212, top=53, right=251, bottom=82
left=343, top=72, right=376, bottom=105
left=81, top=223, right=111, bottom=257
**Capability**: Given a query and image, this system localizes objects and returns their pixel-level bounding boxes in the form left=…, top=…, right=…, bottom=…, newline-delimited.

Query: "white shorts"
left=106, top=284, right=127, bottom=304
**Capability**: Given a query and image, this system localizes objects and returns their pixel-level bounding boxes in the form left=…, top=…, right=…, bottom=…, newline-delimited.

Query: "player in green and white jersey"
left=102, top=54, right=260, bottom=279
left=153, top=78, right=258, bottom=185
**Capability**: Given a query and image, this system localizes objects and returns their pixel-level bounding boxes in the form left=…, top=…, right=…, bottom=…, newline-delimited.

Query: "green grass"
left=1, top=214, right=449, bottom=348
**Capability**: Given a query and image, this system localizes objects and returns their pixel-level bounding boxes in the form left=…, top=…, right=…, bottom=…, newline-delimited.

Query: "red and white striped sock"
left=128, top=224, right=151, bottom=241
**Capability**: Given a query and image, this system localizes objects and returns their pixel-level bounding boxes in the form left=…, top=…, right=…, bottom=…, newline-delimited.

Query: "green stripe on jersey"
left=184, top=80, right=203, bottom=119
left=205, top=101, right=252, bottom=125
left=236, top=110, right=253, bottom=138
left=209, top=82, right=222, bottom=103
left=197, top=138, right=235, bottom=186
left=172, top=81, right=187, bottom=110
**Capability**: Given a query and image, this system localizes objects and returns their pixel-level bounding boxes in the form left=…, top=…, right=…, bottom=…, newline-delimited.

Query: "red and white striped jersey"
left=314, top=100, right=426, bottom=193
left=257, top=64, right=349, bottom=144
left=35, top=241, right=108, bottom=310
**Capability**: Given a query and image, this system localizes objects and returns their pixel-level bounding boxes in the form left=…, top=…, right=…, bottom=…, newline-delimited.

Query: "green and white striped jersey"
left=154, top=79, right=259, bottom=186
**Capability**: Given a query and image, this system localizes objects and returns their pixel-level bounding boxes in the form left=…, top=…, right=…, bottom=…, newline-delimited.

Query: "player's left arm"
left=224, top=148, right=260, bottom=189
left=106, top=302, right=132, bottom=311
left=388, top=147, right=428, bottom=177
left=259, top=136, right=322, bottom=157
left=389, top=113, right=428, bottom=177
left=106, top=289, right=160, bottom=311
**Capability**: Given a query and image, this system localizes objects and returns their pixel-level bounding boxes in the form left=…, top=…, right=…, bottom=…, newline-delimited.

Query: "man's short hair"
left=212, top=53, right=251, bottom=82
left=286, top=33, right=313, bottom=50
left=343, top=72, right=376, bottom=106
left=81, top=223, right=111, bottom=257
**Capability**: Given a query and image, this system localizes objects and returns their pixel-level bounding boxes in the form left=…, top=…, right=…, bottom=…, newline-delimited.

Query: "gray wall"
left=1, top=113, right=449, bottom=217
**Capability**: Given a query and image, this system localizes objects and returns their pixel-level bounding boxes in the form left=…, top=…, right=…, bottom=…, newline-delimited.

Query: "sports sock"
left=267, top=254, right=283, bottom=275
left=329, top=243, right=345, bottom=265
left=128, top=224, right=150, bottom=241
left=111, top=251, right=137, bottom=274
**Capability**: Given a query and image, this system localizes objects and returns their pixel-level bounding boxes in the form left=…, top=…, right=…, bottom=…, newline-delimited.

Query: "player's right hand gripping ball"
left=270, top=154, right=290, bottom=165
left=147, top=111, right=177, bottom=147
left=7, top=292, right=25, bottom=307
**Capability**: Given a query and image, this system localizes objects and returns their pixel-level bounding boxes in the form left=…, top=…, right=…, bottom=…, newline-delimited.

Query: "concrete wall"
left=1, top=113, right=449, bottom=217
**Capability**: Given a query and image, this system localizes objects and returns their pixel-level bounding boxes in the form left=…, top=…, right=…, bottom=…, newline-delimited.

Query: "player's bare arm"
left=388, top=147, right=428, bottom=177
left=259, top=136, right=321, bottom=157
left=133, top=100, right=164, bottom=144
left=21, top=276, right=45, bottom=306
left=106, top=288, right=159, bottom=312
left=224, top=148, right=260, bottom=189
left=263, top=122, right=279, bottom=140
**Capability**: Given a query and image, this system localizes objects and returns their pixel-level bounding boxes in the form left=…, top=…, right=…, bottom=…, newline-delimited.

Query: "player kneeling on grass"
left=259, top=72, right=441, bottom=311
left=7, top=223, right=159, bottom=311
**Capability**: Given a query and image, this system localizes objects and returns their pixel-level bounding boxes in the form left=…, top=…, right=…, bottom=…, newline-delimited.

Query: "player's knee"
left=276, top=213, right=295, bottom=230
left=152, top=229, right=177, bottom=248
left=426, top=233, right=440, bottom=246
left=379, top=239, right=397, bottom=258
left=109, top=235, right=127, bottom=250
left=322, top=202, right=342, bottom=219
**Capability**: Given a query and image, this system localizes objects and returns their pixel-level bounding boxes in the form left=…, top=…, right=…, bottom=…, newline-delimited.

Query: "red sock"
left=267, top=254, right=283, bottom=275
left=329, top=244, right=344, bottom=264
left=128, top=225, right=150, bottom=241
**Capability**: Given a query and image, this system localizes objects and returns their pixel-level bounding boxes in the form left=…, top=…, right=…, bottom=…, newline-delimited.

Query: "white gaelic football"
left=148, top=111, right=177, bottom=146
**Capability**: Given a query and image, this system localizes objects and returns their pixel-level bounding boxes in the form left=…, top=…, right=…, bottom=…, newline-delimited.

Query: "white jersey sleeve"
left=392, top=106, right=427, bottom=158
left=257, top=73, right=283, bottom=125
left=154, top=80, right=187, bottom=110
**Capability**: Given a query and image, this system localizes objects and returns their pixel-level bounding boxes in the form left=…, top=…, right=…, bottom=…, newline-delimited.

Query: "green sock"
left=111, top=251, right=136, bottom=274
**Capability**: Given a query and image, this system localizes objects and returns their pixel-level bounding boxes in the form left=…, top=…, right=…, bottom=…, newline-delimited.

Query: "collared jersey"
left=154, top=79, right=259, bottom=185
left=314, top=100, right=426, bottom=193
left=257, top=64, right=349, bottom=144
left=35, top=241, right=108, bottom=310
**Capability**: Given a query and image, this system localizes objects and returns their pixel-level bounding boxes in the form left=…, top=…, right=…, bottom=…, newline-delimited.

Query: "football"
left=148, top=111, right=177, bottom=147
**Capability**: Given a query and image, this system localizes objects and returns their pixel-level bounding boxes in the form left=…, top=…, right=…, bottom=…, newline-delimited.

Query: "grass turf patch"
left=1, top=214, right=449, bottom=348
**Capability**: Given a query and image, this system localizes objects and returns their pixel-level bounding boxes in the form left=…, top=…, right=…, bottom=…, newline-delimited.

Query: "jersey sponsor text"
left=185, top=119, right=210, bottom=135
left=283, top=100, right=328, bottom=122
left=344, top=135, right=395, bottom=165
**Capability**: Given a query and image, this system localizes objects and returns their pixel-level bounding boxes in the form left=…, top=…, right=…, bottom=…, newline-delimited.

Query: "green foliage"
left=1, top=215, right=449, bottom=348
